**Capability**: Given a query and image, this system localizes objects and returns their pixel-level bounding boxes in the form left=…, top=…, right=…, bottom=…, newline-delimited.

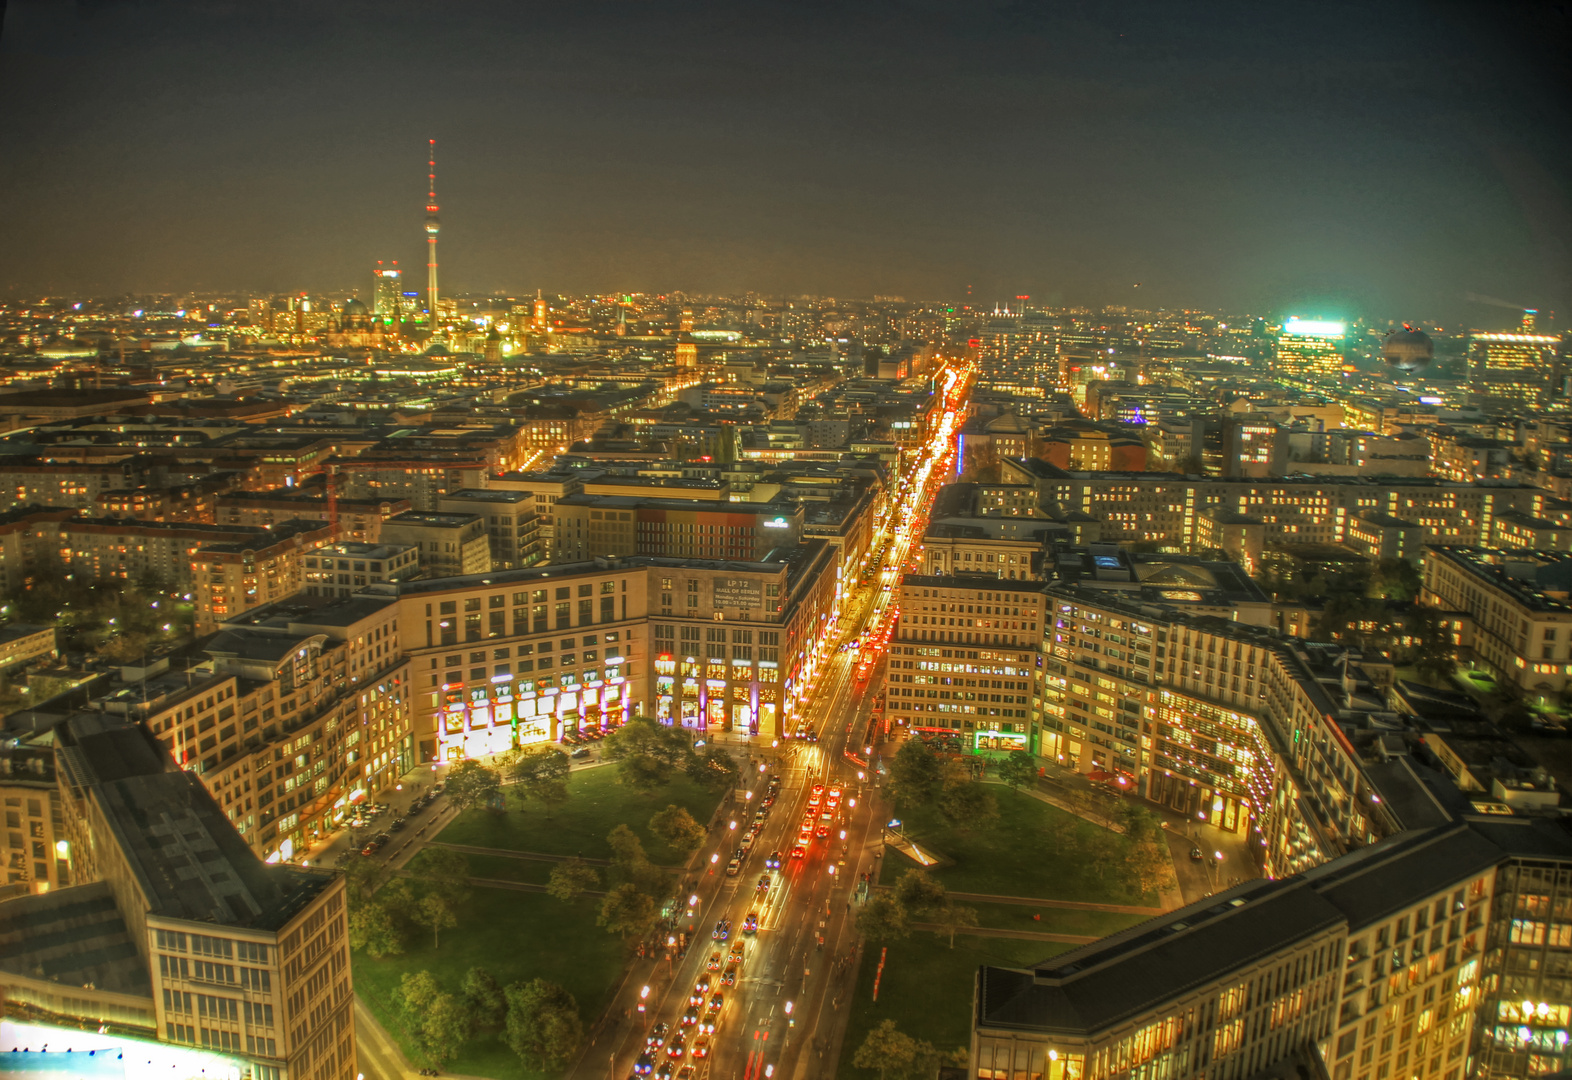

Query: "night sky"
left=1, top=0, right=1569, bottom=324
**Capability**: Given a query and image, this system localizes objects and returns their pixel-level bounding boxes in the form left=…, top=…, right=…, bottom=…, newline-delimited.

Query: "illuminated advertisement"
left=0, top=1020, right=250, bottom=1080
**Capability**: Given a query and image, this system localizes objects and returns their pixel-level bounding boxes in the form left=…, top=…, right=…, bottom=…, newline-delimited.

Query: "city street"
left=574, top=364, right=972, bottom=1080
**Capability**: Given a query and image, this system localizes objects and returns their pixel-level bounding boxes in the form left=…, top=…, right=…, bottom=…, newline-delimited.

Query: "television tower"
left=424, top=139, right=440, bottom=321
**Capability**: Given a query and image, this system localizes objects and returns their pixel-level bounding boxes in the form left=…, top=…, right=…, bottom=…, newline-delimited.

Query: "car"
left=765, top=850, right=782, bottom=869
left=655, top=1064, right=675, bottom=1080
left=725, top=857, right=741, bottom=876
left=1189, top=848, right=1204, bottom=861
left=689, top=1036, right=711, bottom=1060
left=680, top=1006, right=699, bottom=1027
left=432, top=780, right=445, bottom=793
left=633, top=1053, right=654, bottom=1076
left=690, top=975, right=711, bottom=1004
left=374, top=832, right=391, bottom=845
left=756, top=873, right=772, bottom=892
left=713, top=919, right=730, bottom=940
left=729, top=941, right=745, bottom=964
left=709, top=992, right=725, bottom=1012
left=360, top=839, right=381, bottom=856
left=721, top=966, right=737, bottom=987
left=389, top=817, right=405, bottom=832
left=808, top=793, right=821, bottom=807
left=696, top=1011, right=716, bottom=1035
left=811, top=783, right=825, bottom=795
left=790, top=844, right=806, bottom=859
left=740, top=830, right=755, bottom=849
left=820, top=811, right=833, bottom=822
left=676, top=1065, right=697, bottom=1079
left=706, top=951, right=723, bottom=970
left=752, top=811, right=767, bottom=826
left=666, top=1032, right=686, bottom=1058
left=570, top=746, right=592, bottom=759
left=761, top=794, right=775, bottom=807
left=647, top=1022, right=668, bottom=1047
left=829, top=785, right=842, bottom=799
left=815, top=825, right=830, bottom=838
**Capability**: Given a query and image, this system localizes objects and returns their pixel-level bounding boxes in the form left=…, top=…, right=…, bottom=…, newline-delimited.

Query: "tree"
left=853, top=1019, right=918, bottom=1080
left=649, top=804, right=707, bottom=853
left=597, top=882, right=659, bottom=942
left=416, top=893, right=459, bottom=949
left=421, top=989, right=473, bottom=1066
left=604, top=716, right=695, bottom=792
left=462, top=967, right=507, bottom=1029
left=606, top=824, right=669, bottom=897
left=933, top=901, right=980, bottom=948
left=887, top=738, right=941, bottom=808
left=893, top=869, right=947, bottom=919
left=996, top=749, right=1036, bottom=792
left=342, top=855, right=390, bottom=906
left=607, top=824, right=649, bottom=869
left=510, top=745, right=573, bottom=817
left=504, top=979, right=584, bottom=1071
left=406, top=846, right=472, bottom=907
left=546, top=857, right=602, bottom=902
left=693, top=746, right=740, bottom=792
left=395, top=971, right=443, bottom=1024
left=444, top=759, right=502, bottom=814
left=854, top=892, right=909, bottom=944
left=348, top=900, right=405, bottom=958
left=1120, top=807, right=1170, bottom=897
left=938, top=777, right=999, bottom=829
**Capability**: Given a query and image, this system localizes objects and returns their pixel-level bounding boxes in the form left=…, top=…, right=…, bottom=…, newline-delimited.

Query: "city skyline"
left=1, top=1, right=1568, bottom=322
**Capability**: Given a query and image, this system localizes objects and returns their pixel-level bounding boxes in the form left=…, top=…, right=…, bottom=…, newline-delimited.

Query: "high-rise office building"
left=1273, top=318, right=1347, bottom=385
left=1469, top=312, right=1561, bottom=409
left=372, top=262, right=401, bottom=324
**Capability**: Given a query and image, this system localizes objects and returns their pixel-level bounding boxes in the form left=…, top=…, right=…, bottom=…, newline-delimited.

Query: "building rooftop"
left=438, top=488, right=537, bottom=504
left=1427, top=546, right=1572, bottom=613
left=0, top=881, right=150, bottom=996
left=51, top=715, right=337, bottom=930
left=385, top=510, right=483, bottom=528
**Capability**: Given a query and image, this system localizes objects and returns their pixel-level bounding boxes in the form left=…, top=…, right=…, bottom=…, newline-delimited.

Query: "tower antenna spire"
left=425, top=138, right=441, bottom=324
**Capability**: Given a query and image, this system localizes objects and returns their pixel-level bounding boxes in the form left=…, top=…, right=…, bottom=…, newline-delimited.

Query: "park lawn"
left=893, top=788, right=1163, bottom=906
left=437, top=765, right=726, bottom=865
left=464, top=854, right=561, bottom=887
left=959, top=900, right=1151, bottom=940
left=837, top=933, right=1068, bottom=1080
left=354, top=883, right=624, bottom=1080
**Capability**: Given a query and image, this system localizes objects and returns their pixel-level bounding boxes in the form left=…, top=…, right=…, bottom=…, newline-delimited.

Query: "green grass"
left=463, top=854, right=560, bottom=887
left=892, top=787, right=1164, bottom=905
left=437, top=766, right=727, bottom=865
left=836, top=933, right=1066, bottom=1080
left=354, top=883, right=625, bottom=1080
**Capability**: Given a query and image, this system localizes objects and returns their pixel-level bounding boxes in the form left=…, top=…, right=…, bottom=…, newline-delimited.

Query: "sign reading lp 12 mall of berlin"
left=714, top=578, right=763, bottom=609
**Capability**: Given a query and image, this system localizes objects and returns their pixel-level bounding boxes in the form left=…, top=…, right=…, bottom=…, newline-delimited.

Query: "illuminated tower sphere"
left=1382, top=324, right=1433, bottom=373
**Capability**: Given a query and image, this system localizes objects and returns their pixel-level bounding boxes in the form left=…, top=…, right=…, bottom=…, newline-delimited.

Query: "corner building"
left=372, top=543, right=837, bottom=760
left=0, top=714, right=352, bottom=1080
left=973, top=818, right=1572, bottom=1080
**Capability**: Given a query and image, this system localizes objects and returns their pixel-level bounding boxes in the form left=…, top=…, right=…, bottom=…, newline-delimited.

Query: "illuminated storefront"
left=651, top=651, right=778, bottom=737
left=437, top=656, right=631, bottom=761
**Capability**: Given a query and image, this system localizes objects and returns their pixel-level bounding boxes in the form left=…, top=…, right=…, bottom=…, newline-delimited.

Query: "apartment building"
left=552, top=494, right=805, bottom=563
left=93, top=594, right=411, bottom=862
left=303, top=542, right=420, bottom=599
left=436, top=488, right=543, bottom=569
left=0, top=739, right=67, bottom=894
left=193, top=522, right=336, bottom=632
left=972, top=820, right=1559, bottom=1080
left=379, top=510, right=490, bottom=578
left=215, top=491, right=413, bottom=543
left=487, top=470, right=585, bottom=561
left=0, top=456, right=145, bottom=511
left=332, top=457, right=492, bottom=511
left=0, top=713, right=355, bottom=1080
left=1421, top=547, right=1572, bottom=705
left=994, top=461, right=1549, bottom=552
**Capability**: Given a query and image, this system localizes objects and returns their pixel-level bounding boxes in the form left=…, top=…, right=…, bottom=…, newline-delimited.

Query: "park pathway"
left=906, top=921, right=1102, bottom=944
left=871, top=883, right=1165, bottom=917
left=427, top=840, right=613, bottom=865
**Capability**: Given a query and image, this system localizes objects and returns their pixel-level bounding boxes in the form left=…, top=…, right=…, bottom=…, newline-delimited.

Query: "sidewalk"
left=907, top=921, right=1100, bottom=944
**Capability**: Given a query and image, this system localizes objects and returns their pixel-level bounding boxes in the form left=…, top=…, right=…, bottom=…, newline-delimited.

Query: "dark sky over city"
left=1, top=0, right=1569, bottom=324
